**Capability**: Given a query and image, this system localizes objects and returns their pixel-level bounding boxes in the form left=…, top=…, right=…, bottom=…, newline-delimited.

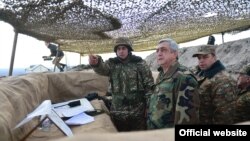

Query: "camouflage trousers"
left=111, top=113, right=146, bottom=131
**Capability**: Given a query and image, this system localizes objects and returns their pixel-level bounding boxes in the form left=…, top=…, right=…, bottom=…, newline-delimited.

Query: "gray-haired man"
left=147, top=38, right=200, bottom=129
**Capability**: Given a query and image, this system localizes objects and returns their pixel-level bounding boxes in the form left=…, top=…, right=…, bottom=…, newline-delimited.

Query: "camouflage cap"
left=114, top=37, right=133, bottom=52
left=235, top=65, right=250, bottom=76
left=192, top=45, right=216, bottom=57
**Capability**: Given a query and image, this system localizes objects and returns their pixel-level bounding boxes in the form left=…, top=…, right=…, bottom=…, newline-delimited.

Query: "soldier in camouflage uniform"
left=234, top=65, right=250, bottom=123
left=89, top=37, right=154, bottom=131
left=147, top=38, right=200, bottom=129
left=192, top=45, right=237, bottom=124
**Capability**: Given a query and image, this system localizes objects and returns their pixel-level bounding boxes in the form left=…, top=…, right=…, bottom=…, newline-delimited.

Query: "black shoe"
left=59, top=68, right=64, bottom=72
left=61, top=64, right=66, bottom=69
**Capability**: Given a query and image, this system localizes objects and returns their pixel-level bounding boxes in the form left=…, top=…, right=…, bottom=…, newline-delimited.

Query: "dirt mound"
left=145, top=37, right=250, bottom=72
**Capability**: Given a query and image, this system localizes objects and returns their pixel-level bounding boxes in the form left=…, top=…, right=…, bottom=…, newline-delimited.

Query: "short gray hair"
left=158, top=38, right=179, bottom=52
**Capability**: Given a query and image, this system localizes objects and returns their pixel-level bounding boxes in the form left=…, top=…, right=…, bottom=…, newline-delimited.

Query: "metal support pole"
left=80, top=53, right=82, bottom=64
left=222, top=32, right=225, bottom=45
left=8, top=31, right=18, bottom=76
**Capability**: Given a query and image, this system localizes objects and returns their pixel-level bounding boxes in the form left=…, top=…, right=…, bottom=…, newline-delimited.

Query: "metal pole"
left=65, top=53, right=67, bottom=71
left=80, top=53, right=82, bottom=64
left=222, top=32, right=225, bottom=44
left=8, top=30, right=18, bottom=76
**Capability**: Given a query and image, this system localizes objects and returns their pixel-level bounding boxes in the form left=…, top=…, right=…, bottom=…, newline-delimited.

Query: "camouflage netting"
left=0, top=0, right=250, bottom=55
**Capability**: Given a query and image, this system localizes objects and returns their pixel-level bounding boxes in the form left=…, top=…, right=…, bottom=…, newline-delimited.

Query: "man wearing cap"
left=89, top=37, right=154, bottom=131
left=192, top=45, right=237, bottom=124
left=234, top=65, right=250, bottom=123
left=147, top=38, right=200, bottom=129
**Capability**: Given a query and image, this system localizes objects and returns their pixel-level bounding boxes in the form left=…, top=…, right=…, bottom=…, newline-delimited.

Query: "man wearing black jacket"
left=45, top=42, right=66, bottom=72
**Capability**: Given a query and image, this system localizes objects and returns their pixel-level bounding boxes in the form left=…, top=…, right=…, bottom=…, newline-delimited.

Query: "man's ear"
left=173, top=51, right=178, bottom=59
left=247, top=77, right=250, bottom=83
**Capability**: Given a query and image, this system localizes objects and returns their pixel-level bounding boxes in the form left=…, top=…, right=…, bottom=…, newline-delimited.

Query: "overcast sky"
left=1, top=21, right=250, bottom=69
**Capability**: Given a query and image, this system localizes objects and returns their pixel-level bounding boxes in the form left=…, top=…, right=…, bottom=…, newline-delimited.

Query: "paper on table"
left=65, top=112, right=94, bottom=125
left=53, top=98, right=95, bottom=117
left=14, top=100, right=73, bottom=137
left=14, top=100, right=52, bottom=129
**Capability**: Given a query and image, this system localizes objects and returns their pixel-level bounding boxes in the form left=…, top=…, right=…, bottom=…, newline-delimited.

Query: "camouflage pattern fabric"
left=235, top=65, right=250, bottom=76
left=92, top=55, right=154, bottom=131
left=147, top=61, right=200, bottom=129
left=194, top=60, right=237, bottom=124
left=234, top=88, right=250, bottom=123
left=192, top=44, right=216, bottom=57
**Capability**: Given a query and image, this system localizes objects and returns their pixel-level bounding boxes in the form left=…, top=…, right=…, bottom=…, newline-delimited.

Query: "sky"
left=1, top=21, right=250, bottom=70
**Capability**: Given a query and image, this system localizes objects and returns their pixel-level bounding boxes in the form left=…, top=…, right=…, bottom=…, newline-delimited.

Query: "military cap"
left=235, top=65, right=250, bottom=76
left=114, top=37, right=133, bottom=52
left=192, top=45, right=216, bottom=57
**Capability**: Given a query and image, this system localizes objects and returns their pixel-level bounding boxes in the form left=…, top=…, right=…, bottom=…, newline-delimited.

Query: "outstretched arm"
left=89, top=55, right=111, bottom=76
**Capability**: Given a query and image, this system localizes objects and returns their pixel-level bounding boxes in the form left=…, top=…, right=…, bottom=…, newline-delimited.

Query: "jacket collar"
left=157, top=61, right=180, bottom=79
left=109, top=54, right=142, bottom=64
left=238, top=86, right=250, bottom=96
left=197, top=60, right=225, bottom=79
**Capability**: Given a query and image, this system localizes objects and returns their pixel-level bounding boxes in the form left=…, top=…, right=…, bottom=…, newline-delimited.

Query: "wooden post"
left=8, top=30, right=18, bottom=76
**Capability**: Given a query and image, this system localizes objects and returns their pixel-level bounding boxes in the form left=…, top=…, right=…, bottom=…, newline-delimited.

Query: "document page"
left=65, top=112, right=94, bottom=125
left=53, top=98, right=95, bottom=117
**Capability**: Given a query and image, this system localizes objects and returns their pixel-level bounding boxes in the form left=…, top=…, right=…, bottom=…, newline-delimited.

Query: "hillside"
left=145, top=37, right=250, bottom=72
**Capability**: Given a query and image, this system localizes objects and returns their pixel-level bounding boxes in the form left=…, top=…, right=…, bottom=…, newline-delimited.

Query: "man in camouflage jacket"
left=234, top=65, right=250, bottom=123
left=192, top=45, right=237, bottom=124
left=89, top=37, right=154, bottom=131
left=147, top=38, right=200, bottom=129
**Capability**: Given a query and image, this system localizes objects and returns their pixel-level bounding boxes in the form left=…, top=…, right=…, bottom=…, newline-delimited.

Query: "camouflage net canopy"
left=0, top=0, right=250, bottom=55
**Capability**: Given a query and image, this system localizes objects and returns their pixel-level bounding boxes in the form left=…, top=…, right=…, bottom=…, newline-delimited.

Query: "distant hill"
left=0, top=68, right=26, bottom=77
left=145, top=37, right=250, bottom=72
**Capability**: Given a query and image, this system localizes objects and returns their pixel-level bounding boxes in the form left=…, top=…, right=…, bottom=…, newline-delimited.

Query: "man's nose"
left=156, top=51, right=162, bottom=55
left=198, top=58, right=204, bottom=62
